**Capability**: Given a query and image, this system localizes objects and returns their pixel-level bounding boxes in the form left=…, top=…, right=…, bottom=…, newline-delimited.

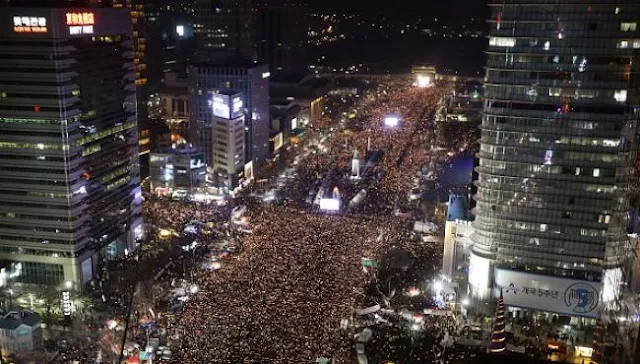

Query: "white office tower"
left=211, top=91, right=247, bottom=190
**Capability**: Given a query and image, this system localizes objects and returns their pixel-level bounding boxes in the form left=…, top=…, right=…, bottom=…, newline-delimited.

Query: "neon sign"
left=66, top=12, right=95, bottom=26
left=69, top=26, right=94, bottom=35
left=66, top=12, right=95, bottom=35
left=13, top=16, right=47, bottom=33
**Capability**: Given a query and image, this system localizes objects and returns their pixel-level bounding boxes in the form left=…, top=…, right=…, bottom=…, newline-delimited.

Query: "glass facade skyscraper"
left=470, top=1, right=640, bottom=309
left=0, top=8, right=143, bottom=289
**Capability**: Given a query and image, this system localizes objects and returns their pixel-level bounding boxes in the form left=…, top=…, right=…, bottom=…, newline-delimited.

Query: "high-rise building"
left=210, top=91, right=248, bottom=189
left=111, top=0, right=147, bottom=88
left=111, top=0, right=149, bottom=124
left=470, top=1, right=640, bottom=319
left=145, top=1, right=195, bottom=88
left=190, top=63, right=270, bottom=172
left=255, top=0, right=308, bottom=81
left=0, top=8, right=143, bottom=289
left=193, top=0, right=254, bottom=64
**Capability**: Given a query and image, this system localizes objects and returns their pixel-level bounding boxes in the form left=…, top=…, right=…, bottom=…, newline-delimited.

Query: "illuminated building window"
left=593, top=168, right=600, bottom=177
left=617, top=40, right=629, bottom=48
left=489, top=36, right=516, bottom=47
left=81, top=144, right=101, bottom=156
left=620, top=22, right=637, bottom=32
left=614, top=90, right=627, bottom=102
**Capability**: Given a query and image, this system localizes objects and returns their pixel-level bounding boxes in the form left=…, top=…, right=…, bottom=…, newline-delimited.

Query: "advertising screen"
left=244, top=161, right=253, bottom=180
left=319, top=198, right=341, bottom=211
left=231, top=96, right=243, bottom=119
left=494, top=268, right=602, bottom=318
left=212, top=93, right=242, bottom=119
left=190, top=156, right=204, bottom=169
left=212, top=94, right=231, bottom=119
left=273, top=132, right=284, bottom=151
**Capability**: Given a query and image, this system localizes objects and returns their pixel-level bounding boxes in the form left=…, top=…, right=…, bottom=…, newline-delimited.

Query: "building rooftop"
left=0, top=309, right=40, bottom=330
left=190, top=61, right=268, bottom=70
left=270, top=77, right=333, bottom=101
left=215, top=89, right=242, bottom=97
left=153, top=144, right=202, bottom=155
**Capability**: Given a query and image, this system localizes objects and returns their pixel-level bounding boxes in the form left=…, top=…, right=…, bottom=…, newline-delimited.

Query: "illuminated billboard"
left=212, top=93, right=243, bottom=119
left=232, top=97, right=243, bottom=116
left=66, top=12, right=95, bottom=35
left=244, top=161, right=254, bottom=180
left=272, top=132, right=284, bottom=151
left=212, top=94, right=230, bottom=119
left=13, top=16, right=47, bottom=33
left=495, top=268, right=602, bottom=318
left=319, top=198, right=341, bottom=211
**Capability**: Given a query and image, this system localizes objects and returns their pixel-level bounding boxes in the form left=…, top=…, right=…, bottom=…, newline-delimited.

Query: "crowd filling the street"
left=44, top=80, right=516, bottom=364
left=168, top=84, right=451, bottom=362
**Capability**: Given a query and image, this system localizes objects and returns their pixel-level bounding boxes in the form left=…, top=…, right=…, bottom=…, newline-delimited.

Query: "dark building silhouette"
left=194, top=0, right=254, bottom=64
left=255, top=0, right=308, bottom=81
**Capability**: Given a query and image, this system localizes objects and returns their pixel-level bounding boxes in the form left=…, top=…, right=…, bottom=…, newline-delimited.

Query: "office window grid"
left=472, top=1, right=639, bottom=279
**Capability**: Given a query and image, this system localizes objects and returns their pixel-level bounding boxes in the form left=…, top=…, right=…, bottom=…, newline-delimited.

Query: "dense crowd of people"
left=46, top=81, right=459, bottom=363
left=143, top=199, right=230, bottom=232
left=173, top=205, right=412, bottom=362
left=168, top=83, right=454, bottom=362
left=311, top=87, right=443, bottom=204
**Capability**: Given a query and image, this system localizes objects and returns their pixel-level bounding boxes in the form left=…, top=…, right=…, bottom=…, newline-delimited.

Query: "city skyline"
left=0, top=1, right=638, bottom=363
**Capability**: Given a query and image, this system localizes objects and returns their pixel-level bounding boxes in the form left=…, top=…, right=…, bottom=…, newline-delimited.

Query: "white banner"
left=494, top=268, right=601, bottom=318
